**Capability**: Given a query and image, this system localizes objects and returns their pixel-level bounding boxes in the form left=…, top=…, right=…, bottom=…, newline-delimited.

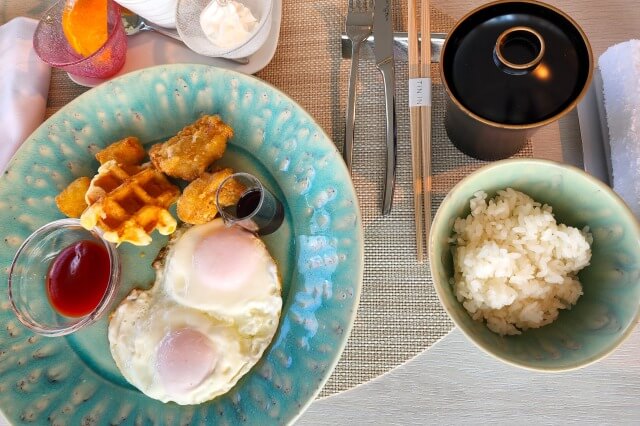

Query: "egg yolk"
left=192, top=226, right=260, bottom=292
left=62, top=0, right=108, bottom=57
left=156, top=329, right=217, bottom=393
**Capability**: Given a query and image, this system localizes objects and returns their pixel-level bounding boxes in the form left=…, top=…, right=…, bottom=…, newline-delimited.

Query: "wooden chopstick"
left=408, top=0, right=432, bottom=262
left=408, top=0, right=425, bottom=262
left=420, top=0, right=432, bottom=257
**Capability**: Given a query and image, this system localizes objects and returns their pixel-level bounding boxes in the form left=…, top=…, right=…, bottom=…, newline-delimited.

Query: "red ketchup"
left=46, top=240, right=111, bottom=317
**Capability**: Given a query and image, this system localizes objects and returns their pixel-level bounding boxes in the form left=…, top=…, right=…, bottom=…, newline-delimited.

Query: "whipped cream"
left=199, top=0, right=258, bottom=49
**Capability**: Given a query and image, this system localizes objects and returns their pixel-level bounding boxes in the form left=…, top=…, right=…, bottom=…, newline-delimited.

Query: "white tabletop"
left=297, top=327, right=640, bottom=424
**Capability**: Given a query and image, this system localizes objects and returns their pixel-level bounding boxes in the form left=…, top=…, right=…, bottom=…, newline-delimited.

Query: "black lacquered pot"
left=441, top=0, right=593, bottom=160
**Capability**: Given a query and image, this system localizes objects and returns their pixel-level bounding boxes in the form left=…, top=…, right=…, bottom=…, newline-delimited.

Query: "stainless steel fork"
left=343, top=0, right=373, bottom=171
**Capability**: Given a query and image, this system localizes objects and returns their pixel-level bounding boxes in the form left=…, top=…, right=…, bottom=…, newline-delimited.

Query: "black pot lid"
left=442, top=0, right=593, bottom=126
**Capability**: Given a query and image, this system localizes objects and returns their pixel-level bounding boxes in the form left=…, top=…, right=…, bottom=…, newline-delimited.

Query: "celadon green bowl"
left=429, top=158, right=640, bottom=371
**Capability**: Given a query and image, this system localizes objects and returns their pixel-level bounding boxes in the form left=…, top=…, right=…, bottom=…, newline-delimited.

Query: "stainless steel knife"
left=373, top=0, right=397, bottom=216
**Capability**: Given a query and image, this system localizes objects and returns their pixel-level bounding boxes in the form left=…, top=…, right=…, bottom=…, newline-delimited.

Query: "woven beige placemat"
left=255, top=1, right=532, bottom=397
left=41, top=1, right=534, bottom=398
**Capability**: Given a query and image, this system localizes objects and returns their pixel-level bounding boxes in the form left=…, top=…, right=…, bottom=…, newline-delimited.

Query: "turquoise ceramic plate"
left=0, top=65, right=363, bottom=425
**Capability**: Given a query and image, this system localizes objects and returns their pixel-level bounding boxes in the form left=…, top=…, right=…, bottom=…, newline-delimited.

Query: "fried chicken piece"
left=177, top=168, right=244, bottom=225
left=95, top=136, right=146, bottom=165
left=55, top=176, right=91, bottom=218
left=149, top=115, right=233, bottom=181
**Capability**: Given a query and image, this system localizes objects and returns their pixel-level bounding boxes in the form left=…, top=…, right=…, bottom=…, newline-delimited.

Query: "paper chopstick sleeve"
left=408, top=78, right=431, bottom=107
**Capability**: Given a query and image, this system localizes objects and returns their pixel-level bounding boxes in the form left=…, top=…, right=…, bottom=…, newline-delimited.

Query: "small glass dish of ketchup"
left=8, top=218, right=120, bottom=337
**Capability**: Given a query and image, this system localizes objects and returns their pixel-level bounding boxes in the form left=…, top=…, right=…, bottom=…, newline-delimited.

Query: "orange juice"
left=62, top=0, right=108, bottom=57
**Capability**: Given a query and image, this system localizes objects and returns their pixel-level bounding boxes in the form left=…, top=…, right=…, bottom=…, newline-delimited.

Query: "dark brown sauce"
left=237, top=189, right=284, bottom=235
left=236, top=189, right=261, bottom=219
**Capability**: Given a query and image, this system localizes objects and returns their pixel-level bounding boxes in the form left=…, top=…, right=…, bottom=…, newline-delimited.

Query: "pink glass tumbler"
left=33, top=0, right=127, bottom=79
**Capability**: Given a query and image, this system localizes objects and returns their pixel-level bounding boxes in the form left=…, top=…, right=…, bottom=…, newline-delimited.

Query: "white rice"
left=451, top=188, right=592, bottom=336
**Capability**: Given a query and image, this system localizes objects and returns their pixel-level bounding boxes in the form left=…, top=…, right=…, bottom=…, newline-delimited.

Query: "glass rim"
left=215, top=172, right=265, bottom=225
left=7, top=218, right=121, bottom=337
left=176, top=0, right=274, bottom=57
left=33, top=0, right=124, bottom=68
left=222, top=0, right=274, bottom=56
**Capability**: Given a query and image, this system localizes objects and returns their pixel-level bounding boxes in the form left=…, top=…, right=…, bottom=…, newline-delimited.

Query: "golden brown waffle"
left=81, top=160, right=180, bottom=246
left=84, top=162, right=143, bottom=205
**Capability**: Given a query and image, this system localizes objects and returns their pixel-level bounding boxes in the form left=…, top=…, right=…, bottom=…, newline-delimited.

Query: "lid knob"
left=493, top=26, right=545, bottom=75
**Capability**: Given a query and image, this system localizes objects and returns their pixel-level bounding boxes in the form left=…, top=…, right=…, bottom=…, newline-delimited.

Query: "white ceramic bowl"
left=116, top=0, right=177, bottom=28
left=176, top=0, right=273, bottom=59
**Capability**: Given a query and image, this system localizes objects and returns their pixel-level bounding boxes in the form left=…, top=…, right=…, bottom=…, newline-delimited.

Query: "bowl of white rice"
left=429, top=159, right=640, bottom=370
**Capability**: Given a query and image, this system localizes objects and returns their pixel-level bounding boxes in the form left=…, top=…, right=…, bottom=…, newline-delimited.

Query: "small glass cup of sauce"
left=8, top=218, right=121, bottom=337
left=215, top=172, right=284, bottom=235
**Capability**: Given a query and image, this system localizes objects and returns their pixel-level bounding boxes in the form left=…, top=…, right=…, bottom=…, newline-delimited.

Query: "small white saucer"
left=69, top=0, right=281, bottom=87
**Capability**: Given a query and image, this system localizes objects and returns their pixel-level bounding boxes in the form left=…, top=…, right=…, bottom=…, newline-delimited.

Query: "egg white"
left=162, top=219, right=282, bottom=326
left=108, top=287, right=279, bottom=405
left=108, top=219, right=282, bottom=405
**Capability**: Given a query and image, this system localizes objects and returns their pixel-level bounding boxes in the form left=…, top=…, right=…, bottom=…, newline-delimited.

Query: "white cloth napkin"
left=599, top=40, right=640, bottom=218
left=0, top=17, right=51, bottom=172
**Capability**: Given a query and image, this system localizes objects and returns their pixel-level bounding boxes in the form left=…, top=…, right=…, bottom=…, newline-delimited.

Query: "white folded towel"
left=599, top=40, right=640, bottom=218
left=0, top=17, right=51, bottom=172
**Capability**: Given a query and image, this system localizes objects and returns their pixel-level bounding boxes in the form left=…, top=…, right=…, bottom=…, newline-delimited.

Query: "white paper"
left=0, top=17, right=51, bottom=172
left=409, top=78, right=431, bottom=107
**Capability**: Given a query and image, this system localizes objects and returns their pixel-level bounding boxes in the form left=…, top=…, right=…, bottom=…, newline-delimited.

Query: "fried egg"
left=162, top=220, right=281, bottom=328
left=108, top=219, right=282, bottom=405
